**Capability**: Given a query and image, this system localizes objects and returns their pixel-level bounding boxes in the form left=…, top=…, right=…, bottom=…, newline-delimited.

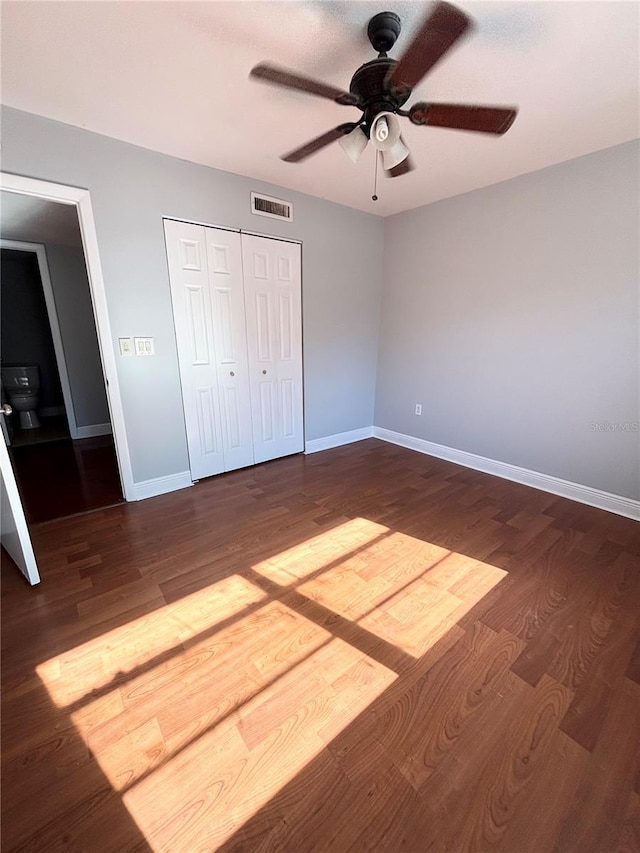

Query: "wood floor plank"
left=497, top=727, right=590, bottom=853
left=553, top=678, right=640, bottom=852
left=439, top=674, right=574, bottom=851
left=616, top=792, right=640, bottom=853
left=560, top=552, right=640, bottom=751
left=382, top=624, right=526, bottom=792
left=627, top=639, right=640, bottom=686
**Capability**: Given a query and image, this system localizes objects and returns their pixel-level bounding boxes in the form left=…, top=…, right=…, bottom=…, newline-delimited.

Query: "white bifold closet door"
left=164, top=219, right=303, bottom=481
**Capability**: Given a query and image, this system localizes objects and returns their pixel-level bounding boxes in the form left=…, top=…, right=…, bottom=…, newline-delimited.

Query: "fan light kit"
left=250, top=1, right=518, bottom=201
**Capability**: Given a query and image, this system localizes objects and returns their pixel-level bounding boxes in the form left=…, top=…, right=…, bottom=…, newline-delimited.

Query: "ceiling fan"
left=250, top=1, right=518, bottom=180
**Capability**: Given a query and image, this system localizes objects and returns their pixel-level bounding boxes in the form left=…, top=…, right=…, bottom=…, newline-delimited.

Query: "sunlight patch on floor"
left=35, top=516, right=507, bottom=851
left=70, top=597, right=334, bottom=792
left=38, top=567, right=397, bottom=850
left=254, top=518, right=508, bottom=657
left=252, top=516, right=392, bottom=584
left=359, top=555, right=507, bottom=656
left=37, top=573, right=267, bottom=707
left=123, top=635, right=396, bottom=851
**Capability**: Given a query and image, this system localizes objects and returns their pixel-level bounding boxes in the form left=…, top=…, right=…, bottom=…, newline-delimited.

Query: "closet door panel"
left=244, top=268, right=278, bottom=462
left=242, top=235, right=303, bottom=464
left=164, top=219, right=224, bottom=480
left=274, top=252, right=303, bottom=448
left=205, top=228, right=254, bottom=472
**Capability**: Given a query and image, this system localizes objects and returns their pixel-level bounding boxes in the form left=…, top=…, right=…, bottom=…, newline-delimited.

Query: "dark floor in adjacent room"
left=1, top=439, right=639, bottom=852
left=9, top=414, right=70, bottom=448
left=9, top=432, right=123, bottom=523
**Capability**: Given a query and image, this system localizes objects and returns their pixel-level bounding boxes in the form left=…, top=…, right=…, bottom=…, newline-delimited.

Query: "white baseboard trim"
left=373, top=427, right=640, bottom=522
left=305, top=426, right=374, bottom=454
left=131, top=470, right=193, bottom=501
left=76, top=422, right=113, bottom=439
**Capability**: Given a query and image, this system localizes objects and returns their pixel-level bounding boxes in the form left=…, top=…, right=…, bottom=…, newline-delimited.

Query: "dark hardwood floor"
left=9, top=414, right=70, bottom=448
left=9, top=433, right=123, bottom=523
left=2, top=439, right=639, bottom=852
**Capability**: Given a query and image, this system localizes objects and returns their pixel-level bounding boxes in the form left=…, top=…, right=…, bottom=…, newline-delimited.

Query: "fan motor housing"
left=349, top=57, right=411, bottom=126
left=367, top=11, right=402, bottom=54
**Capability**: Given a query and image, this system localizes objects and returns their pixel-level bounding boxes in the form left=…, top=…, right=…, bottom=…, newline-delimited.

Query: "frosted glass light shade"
left=382, top=138, right=410, bottom=170
left=339, top=126, right=368, bottom=163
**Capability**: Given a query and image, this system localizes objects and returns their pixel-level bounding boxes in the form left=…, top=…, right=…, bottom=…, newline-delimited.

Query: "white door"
left=164, top=220, right=254, bottom=479
left=0, top=408, right=40, bottom=585
left=205, top=228, right=254, bottom=472
left=242, top=235, right=304, bottom=464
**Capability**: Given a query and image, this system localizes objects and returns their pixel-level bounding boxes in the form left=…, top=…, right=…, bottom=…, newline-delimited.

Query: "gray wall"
left=45, top=243, right=110, bottom=427
left=1, top=106, right=384, bottom=483
left=5, top=106, right=635, bottom=501
left=376, top=140, right=640, bottom=500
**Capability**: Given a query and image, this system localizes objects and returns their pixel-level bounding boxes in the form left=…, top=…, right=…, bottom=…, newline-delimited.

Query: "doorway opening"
left=1, top=193, right=122, bottom=523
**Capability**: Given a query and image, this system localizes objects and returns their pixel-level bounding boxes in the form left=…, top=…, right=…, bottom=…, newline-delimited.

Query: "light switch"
left=134, top=337, right=155, bottom=356
left=119, top=337, right=133, bottom=357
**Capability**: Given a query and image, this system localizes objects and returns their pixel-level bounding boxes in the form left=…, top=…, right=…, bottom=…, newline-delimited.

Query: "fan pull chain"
left=372, top=151, right=379, bottom=202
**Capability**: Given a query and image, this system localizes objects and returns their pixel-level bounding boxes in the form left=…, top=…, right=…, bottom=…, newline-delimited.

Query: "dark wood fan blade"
left=389, top=2, right=472, bottom=89
left=250, top=63, right=358, bottom=106
left=282, top=123, right=358, bottom=163
left=410, top=102, right=517, bottom=134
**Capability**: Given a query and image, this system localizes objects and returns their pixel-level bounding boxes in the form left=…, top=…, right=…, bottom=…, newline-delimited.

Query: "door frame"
left=0, top=238, right=80, bottom=439
left=0, top=173, right=135, bottom=500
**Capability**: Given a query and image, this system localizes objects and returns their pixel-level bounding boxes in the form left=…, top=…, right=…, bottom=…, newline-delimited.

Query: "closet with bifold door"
left=164, top=219, right=303, bottom=481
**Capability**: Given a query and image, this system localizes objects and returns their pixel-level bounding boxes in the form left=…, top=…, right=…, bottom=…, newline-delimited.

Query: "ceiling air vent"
left=251, top=192, right=293, bottom=222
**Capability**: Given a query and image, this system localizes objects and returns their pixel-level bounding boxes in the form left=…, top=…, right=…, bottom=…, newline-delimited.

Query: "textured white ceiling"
left=1, top=1, right=638, bottom=216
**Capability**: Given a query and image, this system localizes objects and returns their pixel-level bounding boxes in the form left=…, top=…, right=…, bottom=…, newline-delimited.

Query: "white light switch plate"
left=119, top=337, right=133, bottom=357
left=134, top=337, right=155, bottom=356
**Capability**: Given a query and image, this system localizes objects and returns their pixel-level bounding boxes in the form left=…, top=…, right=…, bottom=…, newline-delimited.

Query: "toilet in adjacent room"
left=0, top=365, right=41, bottom=429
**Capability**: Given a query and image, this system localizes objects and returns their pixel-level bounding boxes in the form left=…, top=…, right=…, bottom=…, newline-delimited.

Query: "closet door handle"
left=262, top=370, right=267, bottom=375
left=229, top=371, right=235, bottom=377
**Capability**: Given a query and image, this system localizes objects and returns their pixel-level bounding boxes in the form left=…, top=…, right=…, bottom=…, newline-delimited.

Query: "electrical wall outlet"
left=119, top=337, right=133, bottom=357
left=134, top=337, right=155, bottom=356
left=415, top=404, right=422, bottom=415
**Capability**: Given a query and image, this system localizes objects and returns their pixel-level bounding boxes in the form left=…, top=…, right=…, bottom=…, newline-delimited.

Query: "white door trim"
left=162, top=215, right=303, bottom=247
left=0, top=238, right=80, bottom=439
left=0, top=172, right=135, bottom=501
